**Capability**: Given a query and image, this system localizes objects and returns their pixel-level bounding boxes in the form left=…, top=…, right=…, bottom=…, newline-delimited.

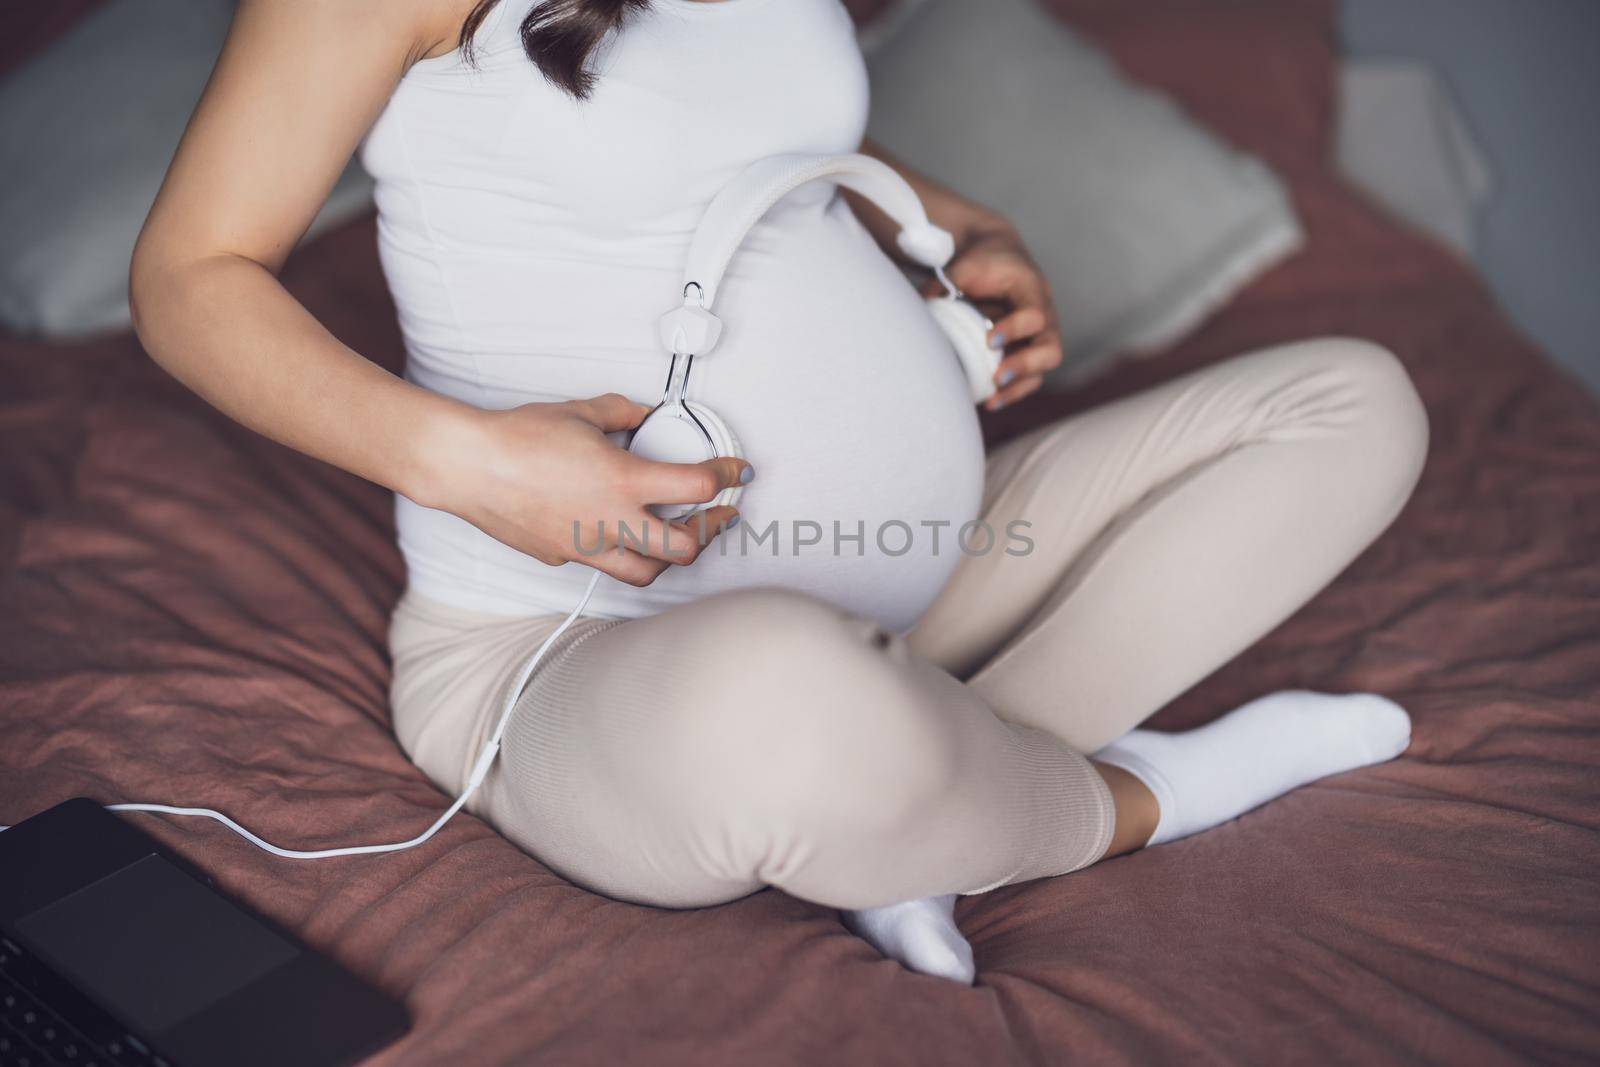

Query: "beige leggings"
left=389, top=339, right=1428, bottom=909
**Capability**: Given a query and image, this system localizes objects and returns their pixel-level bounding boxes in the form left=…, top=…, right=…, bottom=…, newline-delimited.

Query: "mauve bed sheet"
left=3, top=1, right=1598, bottom=1063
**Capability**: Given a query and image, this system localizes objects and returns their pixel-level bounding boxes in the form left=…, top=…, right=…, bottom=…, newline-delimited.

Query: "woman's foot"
left=843, top=895, right=975, bottom=984
left=1095, top=691, right=1412, bottom=846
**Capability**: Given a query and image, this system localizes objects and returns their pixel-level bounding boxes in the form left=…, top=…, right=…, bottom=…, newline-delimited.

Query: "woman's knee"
left=643, top=589, right=955, bottom=831
left=1318, top=338, right=1429, bottom=499
left=1263, top=337, right=1429, bottom=501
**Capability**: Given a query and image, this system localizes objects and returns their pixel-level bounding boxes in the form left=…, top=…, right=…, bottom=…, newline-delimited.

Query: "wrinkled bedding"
left=3, top=1, right=1598, bottom=1063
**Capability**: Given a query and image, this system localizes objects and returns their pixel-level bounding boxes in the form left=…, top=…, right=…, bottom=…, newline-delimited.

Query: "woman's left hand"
left=937, top=226, right=1063, bottom=411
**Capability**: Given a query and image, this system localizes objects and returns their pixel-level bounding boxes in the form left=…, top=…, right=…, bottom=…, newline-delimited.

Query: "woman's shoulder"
left=233, top=0, right=486, bottom=70
left=409, top=0, right=500, bottom=68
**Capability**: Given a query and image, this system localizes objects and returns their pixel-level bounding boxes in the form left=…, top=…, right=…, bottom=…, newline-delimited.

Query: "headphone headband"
left=658, top=153, right=957, bottom=356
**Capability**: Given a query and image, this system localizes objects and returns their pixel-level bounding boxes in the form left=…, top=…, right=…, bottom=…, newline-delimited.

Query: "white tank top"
left=360, top=0, right=985, bottom=632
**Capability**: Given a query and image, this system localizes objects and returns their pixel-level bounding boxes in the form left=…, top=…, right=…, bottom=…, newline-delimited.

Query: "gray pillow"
left=0, top=0, right=374, bottom=340
left=866, top=0, right=1303, bottom=383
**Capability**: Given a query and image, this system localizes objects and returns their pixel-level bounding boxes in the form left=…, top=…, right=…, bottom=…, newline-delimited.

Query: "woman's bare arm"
left=130, top=0, right=480, bottom=503
left=128, top=0, right=476, bottom=505
left=131, top=0, right=745, bottom=585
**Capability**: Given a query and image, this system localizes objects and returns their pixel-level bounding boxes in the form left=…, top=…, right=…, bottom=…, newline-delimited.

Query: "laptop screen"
left=14, top=853, right=299, bottom=1035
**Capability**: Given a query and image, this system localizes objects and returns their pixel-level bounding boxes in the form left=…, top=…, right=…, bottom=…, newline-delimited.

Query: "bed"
left=3, top=1, right=1598, bottom=1063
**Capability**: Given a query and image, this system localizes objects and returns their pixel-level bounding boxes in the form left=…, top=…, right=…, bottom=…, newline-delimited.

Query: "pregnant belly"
left=632, top=209, right=987, bottom=631
left=395, top=203, right=986, bottom=632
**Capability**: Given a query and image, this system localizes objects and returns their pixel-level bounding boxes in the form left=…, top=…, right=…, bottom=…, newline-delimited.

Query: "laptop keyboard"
left=0, top=937, right=168, bottom=1067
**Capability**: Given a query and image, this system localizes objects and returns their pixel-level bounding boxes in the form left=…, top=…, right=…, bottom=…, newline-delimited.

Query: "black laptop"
left=0, top=798, right=408, bottom=1067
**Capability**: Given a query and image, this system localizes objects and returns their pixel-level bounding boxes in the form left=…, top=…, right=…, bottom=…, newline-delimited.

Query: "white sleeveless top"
left=360, top=0, right=985, bottom=632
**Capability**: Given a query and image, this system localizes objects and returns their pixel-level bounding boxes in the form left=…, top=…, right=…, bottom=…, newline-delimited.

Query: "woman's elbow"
left=127, top=236, right=164, bottom=348
left=128, top=231, right=193, bottom=358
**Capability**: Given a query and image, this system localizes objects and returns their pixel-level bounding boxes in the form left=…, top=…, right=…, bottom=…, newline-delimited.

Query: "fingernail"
left=988, top=331, right=1007, bottom=351
left=739, top=466, right=756, bottom=485
left=997, top=369, right=1016, bottom=387
left=989, top=397, right=1007, bottom=412
left=726, top=514, right=740, bottom=529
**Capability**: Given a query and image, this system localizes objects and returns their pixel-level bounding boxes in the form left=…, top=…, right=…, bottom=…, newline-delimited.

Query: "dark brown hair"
left=459, top=0, right=652, bottom=99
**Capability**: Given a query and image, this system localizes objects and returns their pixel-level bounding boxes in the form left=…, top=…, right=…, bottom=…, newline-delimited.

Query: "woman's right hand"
left=420, top=393, right=749, bottom=588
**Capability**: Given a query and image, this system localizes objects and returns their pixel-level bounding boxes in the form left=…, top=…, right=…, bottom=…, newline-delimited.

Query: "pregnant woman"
left=131, top=0, right=1429, bottom=983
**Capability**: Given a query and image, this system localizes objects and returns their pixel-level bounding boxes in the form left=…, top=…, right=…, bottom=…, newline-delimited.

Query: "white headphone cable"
left=0, top=571, right=604, bottom=854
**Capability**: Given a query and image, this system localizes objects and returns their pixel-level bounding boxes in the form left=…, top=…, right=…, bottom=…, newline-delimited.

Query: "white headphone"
left=9, top=154, right=1000, bottom=859
left=627, top=153, right=1000, bottom=520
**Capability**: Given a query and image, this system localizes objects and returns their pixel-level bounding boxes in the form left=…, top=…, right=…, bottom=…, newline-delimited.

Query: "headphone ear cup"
left=925, top=296, right=1000, bottom=403
left=627, top=403, right=744, bottom=520
left=686, top=401, right=744, bottom=512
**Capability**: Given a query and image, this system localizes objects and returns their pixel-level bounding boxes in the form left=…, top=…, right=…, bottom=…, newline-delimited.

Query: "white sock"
left=843, top=895, right=975, bottom=984
left=840, top=693, right=1408, bottom=982
left=1095, top=690, right=1412, bottom=846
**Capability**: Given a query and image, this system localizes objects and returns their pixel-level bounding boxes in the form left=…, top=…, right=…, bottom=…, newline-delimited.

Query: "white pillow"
left=0, top=0, right=374, bottom=340
left=866, top=0, right=1303, bottom=383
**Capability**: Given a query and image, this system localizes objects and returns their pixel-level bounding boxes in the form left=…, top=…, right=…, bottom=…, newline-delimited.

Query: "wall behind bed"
left=1342, top=0, right=1600, bottom=396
